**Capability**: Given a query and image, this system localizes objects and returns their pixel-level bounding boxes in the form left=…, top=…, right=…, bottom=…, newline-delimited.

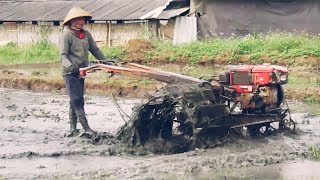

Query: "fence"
left=0, top=20, right=175, bottom=46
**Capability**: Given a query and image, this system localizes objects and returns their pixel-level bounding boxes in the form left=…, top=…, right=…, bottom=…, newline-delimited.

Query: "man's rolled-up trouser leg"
left=64, top=74, right=92, bottom=132
left=69, top=101, right=77, bottom=132
left=73, top=98, right=92, bottom=132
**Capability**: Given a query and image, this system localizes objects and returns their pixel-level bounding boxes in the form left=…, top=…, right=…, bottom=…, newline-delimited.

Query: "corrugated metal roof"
left=0, top=0, right=186, bottom=21
left=158, top=7, right=189, bottom=19
left=137, top=0, right=190, bottom=20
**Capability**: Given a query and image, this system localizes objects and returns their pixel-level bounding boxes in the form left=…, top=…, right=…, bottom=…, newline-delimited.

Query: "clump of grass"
left=0, top=40, right=59, bottom=64
left=149, top=39, right=229, bottom=63
left=99, top=46, right=125, bottom=60
left=24, top=40, right=59, bottom=62
left=316, top=77, right=320, bottom=86
left=308, top=146, right=320, bottom=159
left=0, top=42, right=22, bottom=63
left=287, top=73, right=320, bottom=88
left=304, top=95, right=320, bottom=104
left=89, top=46, right=125, bottom=61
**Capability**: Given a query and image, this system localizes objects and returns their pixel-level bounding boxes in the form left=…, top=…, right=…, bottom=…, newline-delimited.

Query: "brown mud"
left=126, top=39, right=153, bottom=62
left=0, top=66, right=159, bottom=98
left=0, top=63, right=60, bottom=70
left=1, top=88, right=320, bottom=179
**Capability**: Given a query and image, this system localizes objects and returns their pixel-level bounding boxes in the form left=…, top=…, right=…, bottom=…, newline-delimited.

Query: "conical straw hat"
left=63, top=7, right=92, bottom=25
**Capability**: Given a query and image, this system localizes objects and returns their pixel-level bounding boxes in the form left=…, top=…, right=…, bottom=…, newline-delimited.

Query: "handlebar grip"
left=79, top=68, right=87, bottom=77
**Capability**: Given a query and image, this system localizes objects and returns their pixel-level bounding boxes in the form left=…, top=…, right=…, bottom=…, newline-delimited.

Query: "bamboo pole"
left=108, top=21, right=111, bottom=46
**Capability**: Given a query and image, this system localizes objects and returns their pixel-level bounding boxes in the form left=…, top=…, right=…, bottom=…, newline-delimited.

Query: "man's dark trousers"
left=64, top=74, right=91, bottom=132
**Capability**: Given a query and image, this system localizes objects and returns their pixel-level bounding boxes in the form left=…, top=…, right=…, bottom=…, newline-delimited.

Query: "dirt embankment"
left=0, top=63, right=320, bottom=103
left=124, top=39, right=320, bottom=67
left=0, top=66, right=159, bottom=98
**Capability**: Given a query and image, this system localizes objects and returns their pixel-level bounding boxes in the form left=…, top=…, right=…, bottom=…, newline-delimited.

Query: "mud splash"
left=1, top=88, right=320, bottom=179
left=116, top=85, right=232, bottom=154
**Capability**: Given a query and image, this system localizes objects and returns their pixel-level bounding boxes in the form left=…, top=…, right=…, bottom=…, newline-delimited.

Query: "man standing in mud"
left=60, top=7, right=112, bottom=136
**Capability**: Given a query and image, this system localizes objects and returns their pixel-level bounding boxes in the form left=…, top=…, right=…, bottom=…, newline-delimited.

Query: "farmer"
left=59, top=7, right=111, bottom=136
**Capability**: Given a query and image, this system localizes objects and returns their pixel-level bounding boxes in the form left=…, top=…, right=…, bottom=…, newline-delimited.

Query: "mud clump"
left=1, top=70, right=23, bottom=76
left=135, top=136, right=194, bottom=154
left=114, top=83, right=303, bottom=155
left=6, top=104, right=18, bottom=111
left=126, top=39, right=153, bottom=61
left=78, top=132, right=116, bottom=145
left=127, top=39, right=153, bottom=53
left=116, top=84, right=233, bottom=154
left=31, top=71, right=47, bottom=76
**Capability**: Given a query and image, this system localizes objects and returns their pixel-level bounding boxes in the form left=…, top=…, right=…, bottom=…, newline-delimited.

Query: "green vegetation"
left=157, top=64, right=218, bottom=79
left=287, top=74, right=320, bottom=88
left=149, top=33, right=320, bottom=64
left=2, top=32, right=320, bottom=65
left=0, top=40, right=59, bottom=64
left=100, top=46, right=125, bottom=59
left=304, top=95, right=319, bottom=104
left=89, top=46, right=125, bottom=61
left=286, top=71, right=320, bottom=103
left=308, top=146, right=320, bottom=159
left=0, top=41, right=125, bottom=65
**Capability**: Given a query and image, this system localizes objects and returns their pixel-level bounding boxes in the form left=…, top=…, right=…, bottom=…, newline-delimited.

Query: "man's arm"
left=59, top=34, right=79, bottom=74
left=87, top=31, right=107, bottom=61
left=60, top=34, right=72, bottom=68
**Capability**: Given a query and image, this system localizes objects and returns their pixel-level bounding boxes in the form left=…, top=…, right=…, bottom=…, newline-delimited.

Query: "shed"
left=193, top=0, right=320, bottom=38
left=0, top=0, right=191, bottom=45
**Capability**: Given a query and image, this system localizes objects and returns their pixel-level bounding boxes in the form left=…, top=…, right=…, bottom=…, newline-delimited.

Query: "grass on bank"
left=286, top=69, right=320, bottom=103
left=88, top=46, right=125, bottom=61
left=288, top=74, right=320, bottom=88
left=308, top=146, right=320, bottom=159
left=0, top=41, right=59, bottom=64
left=1, top=33, right=320, bottom=65
left=0, top=40, right=126, bottom=65
left=149, top=33, right=320, bottom=65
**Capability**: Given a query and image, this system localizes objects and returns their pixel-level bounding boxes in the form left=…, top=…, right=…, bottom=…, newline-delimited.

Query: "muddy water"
left=1, top=88, right=320, bottom=179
